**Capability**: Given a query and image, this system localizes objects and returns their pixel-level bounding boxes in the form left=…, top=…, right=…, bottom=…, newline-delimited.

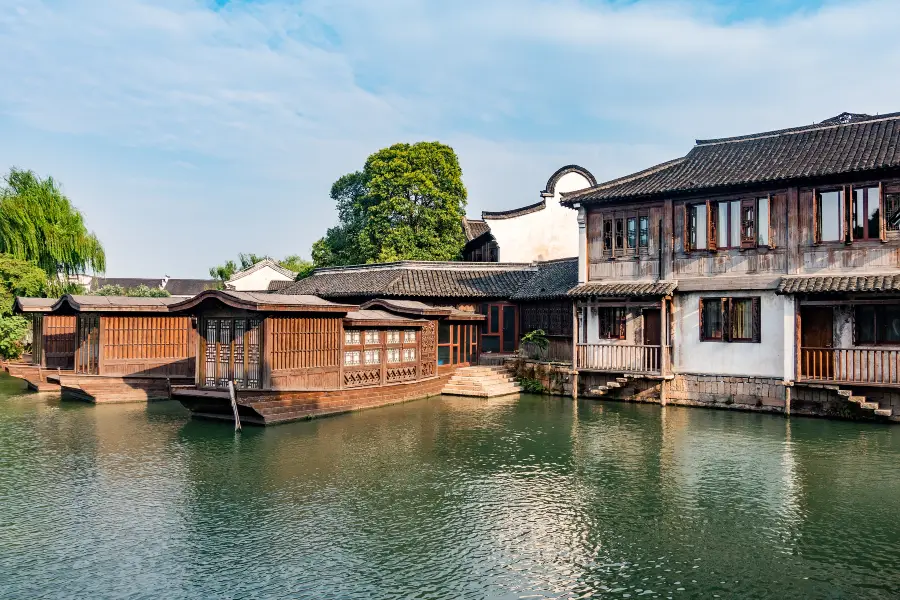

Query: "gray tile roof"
left=462, top=217, right=492, bottom=241
left=568, top=281, right=677, bottom=298
left=267, top=280, right=293, bottom=292
left=778, top=274, right=900, bottom=294
left=169, top=290, right=356, bottom=313
left=563, top=111, right=900, bottom=205
left=164, top=279, right=219, bottom=296
left=281, top=261, right=537, bottom=299
left=511, top=258, right=578, bottom=301
left=54, top=295, right=183, bottom=312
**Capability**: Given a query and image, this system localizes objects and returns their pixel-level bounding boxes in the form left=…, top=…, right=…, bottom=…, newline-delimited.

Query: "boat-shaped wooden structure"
left=43, top=295, right=196, bottom=403
left=169, top=291, right=484, bottom=425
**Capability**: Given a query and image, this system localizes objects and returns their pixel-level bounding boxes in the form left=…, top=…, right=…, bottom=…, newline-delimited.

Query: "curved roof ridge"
left=482, top=199, right=546, bottom=220
left=541, top=165, right=597, bottom=197
left=696, top=111, right=900, bottom=146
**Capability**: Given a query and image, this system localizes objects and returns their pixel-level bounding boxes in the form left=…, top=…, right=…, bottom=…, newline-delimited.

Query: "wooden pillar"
left=786, top=186, right=801, bottom=274
left=784, top=384, right=792, bottom=417
left=571, top=301, right=579, bottom=400
left=660, top=296, right=668, bottom=376
left=795, top=298, right=802, bottom=384
left=660, top=377, right=668, bottom=407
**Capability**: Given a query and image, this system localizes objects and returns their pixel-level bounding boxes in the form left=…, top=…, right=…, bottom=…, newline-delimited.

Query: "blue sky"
left=1, top=0, right=897, bottom=277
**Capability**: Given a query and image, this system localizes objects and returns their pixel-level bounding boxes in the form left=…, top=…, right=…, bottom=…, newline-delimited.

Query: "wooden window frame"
left=850, top=184, right=884, bottom=242
left=699, top=297, right=761, bottom=343
left=885, top=182, right=900, bottom=233
left=598, top=210, right=651, bottom=258
left=626, top=216, right=637, bottom=251
left=813, top=187, right=846, bottom=244
left=597, top=307, right=626, bottom=340
left=638, top=214, right=650, bottom=250
left=853, top=304, right=900, bottom=346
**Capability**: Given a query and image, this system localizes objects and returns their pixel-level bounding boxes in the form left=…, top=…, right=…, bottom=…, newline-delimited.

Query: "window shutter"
left=769, top=194, right=779, bottom=249
left=880, top=182, right=886, bottom=242
left=848, top=185, right=855, bottom=243
left=740, top=198, right=756, bottom=249
left=723, top=298, right=731, bottom=342
left=707, top=201, right=717, bottom=251
left=698, top=297, right=704, bottom=340
left=812, top=188, right=820, bottom=244
left=752, top=297, right=761, bottom=343
left=618, top=309, right=626, bottom=340
left=683, top=204, right=691, bottom=252
left=842, top=185, right=850, bottom=242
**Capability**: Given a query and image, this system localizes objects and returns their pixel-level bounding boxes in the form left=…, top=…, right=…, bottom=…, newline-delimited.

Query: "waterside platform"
left=52, top=374, right=193, bottom=403
left=3, top=362, right=70, bottom=392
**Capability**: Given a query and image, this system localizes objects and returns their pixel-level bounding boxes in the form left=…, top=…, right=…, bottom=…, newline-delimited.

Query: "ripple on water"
left=0, top=386, right=899, bottom=599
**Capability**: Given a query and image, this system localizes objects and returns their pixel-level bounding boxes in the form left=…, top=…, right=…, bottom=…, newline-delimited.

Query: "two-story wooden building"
left=561, top=111, right=900, bottom=420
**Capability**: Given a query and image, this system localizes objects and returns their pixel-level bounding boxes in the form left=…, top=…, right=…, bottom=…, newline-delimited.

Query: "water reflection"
left=1, top=375, right=899, bottom=599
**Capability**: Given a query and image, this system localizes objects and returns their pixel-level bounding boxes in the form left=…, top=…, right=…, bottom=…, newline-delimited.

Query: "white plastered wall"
left=674, top=291, right=794, bottom=379
left=486, top=171, right=590, bottom=263
left=227, top=266, right=294, bottom=291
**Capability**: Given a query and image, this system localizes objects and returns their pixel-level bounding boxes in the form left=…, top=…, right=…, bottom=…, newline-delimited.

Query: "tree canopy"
left=0, top=168, right=106, bottom=285
left=0, top=254, right=50, bottom=359
left=92, top=283, right=170, bottom=297
left=312, top=142, right=468, bottom=266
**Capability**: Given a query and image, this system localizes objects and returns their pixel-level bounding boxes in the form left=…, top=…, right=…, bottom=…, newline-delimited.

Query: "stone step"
left=449, top=375, right=516, bottom=383
left=836, top=389, right=853, bottom=398
left=606, top=382, right=621, bottom=389
left=591, top=386, right=608, bottom=393
left=443, top=382, right=521, bottom=394
left=860, top=401, right=880, bottom=411
left=441, top=385, right=521, bottom=398
left=848, top=396, right=866, bottom=404
left=875, top=408, right=893, bottom=417
left=616, top=378, right=629, bottom=384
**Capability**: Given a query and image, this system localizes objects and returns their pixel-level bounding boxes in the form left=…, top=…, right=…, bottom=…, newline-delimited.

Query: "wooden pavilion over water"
left=6, top=297, right=74, bottom=391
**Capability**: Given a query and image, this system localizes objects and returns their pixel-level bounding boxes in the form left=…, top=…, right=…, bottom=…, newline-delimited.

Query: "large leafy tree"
left=0, top=168, right=106, bottom=285
left=312, top=142, right=468, bottom=266
left=0, top=254, right=49, bottom=359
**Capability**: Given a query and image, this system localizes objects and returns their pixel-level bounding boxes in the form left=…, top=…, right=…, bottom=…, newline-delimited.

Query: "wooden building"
left=6, top=297, right=74, bottom=391
left=560, top=111, right=900, bottom=420
left=510, top=258, right=578, bottom=362
left=169, top=291, right=485, bottom=425
left=47, top=295, right=195, bottom=403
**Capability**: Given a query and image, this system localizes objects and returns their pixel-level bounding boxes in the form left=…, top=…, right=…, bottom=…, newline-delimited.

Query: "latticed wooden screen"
left=43, top=315, right=77, bottom=369
left=521, top=302, right=572, bottom=337
left=269, top=316, right=341, bottom=370
left=75, top=314, right=100, bottom=375
left=102, top=316, right=194, bottom=361
left=201, top=317, right=262, bottom=389
left=420, top=321, right=437, bottom=377
left=31, top=314, right=43, bottom=366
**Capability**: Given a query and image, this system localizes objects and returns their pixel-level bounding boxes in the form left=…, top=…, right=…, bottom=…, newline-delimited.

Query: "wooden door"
left=643, top=309, right=661, bottom=346
left=801, top=306, right=834, bottom=379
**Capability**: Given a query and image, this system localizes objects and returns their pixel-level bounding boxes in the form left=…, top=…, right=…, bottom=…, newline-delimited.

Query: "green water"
left=1, top=373, right=899, bottom=599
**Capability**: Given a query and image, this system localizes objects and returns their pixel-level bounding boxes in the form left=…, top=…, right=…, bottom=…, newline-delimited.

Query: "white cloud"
left=0, top=0, right=898, bottom=275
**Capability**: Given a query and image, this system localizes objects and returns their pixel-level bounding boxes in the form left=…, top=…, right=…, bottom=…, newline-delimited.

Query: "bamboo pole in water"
left=229, top=380, right=242, bottom=432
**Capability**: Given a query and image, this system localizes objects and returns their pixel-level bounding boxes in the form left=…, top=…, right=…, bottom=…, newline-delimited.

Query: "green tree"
left=0, top=254, right=49, bottom=359
left=0, top=168, right=105, bottom=288
left=312, top=142, right=467, bottom=265
left=92, top=284, right=126, bottom=296
left=126, top=284, right=170, bottom=297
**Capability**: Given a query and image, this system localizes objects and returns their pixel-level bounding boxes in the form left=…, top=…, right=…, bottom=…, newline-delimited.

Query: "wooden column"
left=98, top=316, right=106, bottom=376
left=784, top=385, right=792, bottom=417
left=786, top=186, right=801, bottom=274
left=795, top=298, right=802, bottom=385
left=571, top=301, right=579, bottom=400
left=660, top=296, right=668, bottom=377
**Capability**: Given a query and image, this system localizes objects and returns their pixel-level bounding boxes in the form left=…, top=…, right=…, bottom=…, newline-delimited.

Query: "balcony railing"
left=576, top=343, right=666, bottom=374
left=799, top=347, right=900, bottom=385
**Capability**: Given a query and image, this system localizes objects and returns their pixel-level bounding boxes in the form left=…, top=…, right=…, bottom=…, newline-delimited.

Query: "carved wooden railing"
left=800, top=347, right=900, bottom=385
left=576, top=344, right=666, bottom=374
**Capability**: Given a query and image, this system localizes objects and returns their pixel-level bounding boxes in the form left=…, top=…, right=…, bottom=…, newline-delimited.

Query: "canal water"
left=1, top=373, right=899, bottom=599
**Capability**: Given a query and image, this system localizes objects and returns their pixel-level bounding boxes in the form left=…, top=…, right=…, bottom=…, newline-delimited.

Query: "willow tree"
left=0, top=168, right=106, bottom=284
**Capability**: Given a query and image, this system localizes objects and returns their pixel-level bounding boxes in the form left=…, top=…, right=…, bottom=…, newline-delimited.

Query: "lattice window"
left=403, top=348, right=416, bottom=362
left=387, top=348, right=401, bottom=363
left=233, top=319, right=246, bottom=388
left=344, top=351, right=361, bottom=366
left=345, top=331, right=361, bottom=345
left=205, top=319, right=217, bottom=387
left=364, top=330, right=380, bottom=345
left=886, top=190, right=900, bottom=232
left=364, top=349, right=380, bottom=365
left=402, top=330, right=416, bottom=343
left=386, top=330, right=400, bottom=344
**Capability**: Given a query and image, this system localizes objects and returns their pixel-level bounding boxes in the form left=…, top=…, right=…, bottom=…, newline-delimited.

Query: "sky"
left=0, top=0, right=898, bottom=277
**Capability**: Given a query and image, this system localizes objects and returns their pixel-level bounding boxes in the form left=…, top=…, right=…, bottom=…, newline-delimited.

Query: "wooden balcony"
left=576, top=343, right=667, bottom=375
left=799, top=347, right=900, bottom=386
